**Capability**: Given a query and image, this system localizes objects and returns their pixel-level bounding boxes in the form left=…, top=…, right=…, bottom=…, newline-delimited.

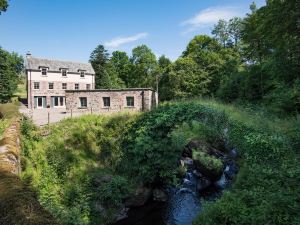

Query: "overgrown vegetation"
left=21, top=114, right=136, bottom=225
left=21, top=100, right=300, bottom=225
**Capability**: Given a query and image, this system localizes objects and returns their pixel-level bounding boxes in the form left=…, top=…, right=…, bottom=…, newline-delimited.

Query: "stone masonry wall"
left=28, top=81, right=92, bottom=108
left=65, top=89, right=157, bottom=113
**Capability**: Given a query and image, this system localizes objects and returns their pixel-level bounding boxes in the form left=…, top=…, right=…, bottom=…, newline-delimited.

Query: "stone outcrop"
left=125, top=186, right=152, bottom=207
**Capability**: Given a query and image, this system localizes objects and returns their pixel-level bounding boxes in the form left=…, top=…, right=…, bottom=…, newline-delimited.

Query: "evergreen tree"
left=89, top=45, right=110, bottom=88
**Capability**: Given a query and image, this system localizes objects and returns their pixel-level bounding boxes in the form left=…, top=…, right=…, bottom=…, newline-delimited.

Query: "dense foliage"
left=21, top=114, right=135, bottom=225
left=21, top=99, right=300, bottom=225
left=89, top=0, right=299, bottom=115
left=0, top=47, right=24, bottom=103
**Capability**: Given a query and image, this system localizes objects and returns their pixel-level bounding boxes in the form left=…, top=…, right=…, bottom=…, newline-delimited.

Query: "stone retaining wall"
left=0, top=119, right=21, bottom=174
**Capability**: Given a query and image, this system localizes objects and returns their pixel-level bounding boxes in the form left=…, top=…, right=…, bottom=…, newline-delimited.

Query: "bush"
left=192, top=151, right=223, bottom=172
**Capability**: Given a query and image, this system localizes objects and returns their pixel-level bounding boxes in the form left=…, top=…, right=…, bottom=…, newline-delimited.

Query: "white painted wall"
left=29, top=71, right=94, bottom=83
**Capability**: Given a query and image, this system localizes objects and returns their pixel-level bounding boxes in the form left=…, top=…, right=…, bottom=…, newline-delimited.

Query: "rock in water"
left=125, top=186, right=152, bottom=207
left=196, top=178, right=212, bottom=192
left=153, top=188, right=168, bottom=202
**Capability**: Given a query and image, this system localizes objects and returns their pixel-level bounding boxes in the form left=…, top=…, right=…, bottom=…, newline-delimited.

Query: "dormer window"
left=41, top=68, right=47, bottom=76
left=80, top=71, right=85, bottom=78
left=61, top=69, right=67, bottom=77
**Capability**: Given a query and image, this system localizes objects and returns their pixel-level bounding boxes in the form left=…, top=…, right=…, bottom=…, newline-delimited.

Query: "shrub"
left=192, top=151, right=223, bottom=173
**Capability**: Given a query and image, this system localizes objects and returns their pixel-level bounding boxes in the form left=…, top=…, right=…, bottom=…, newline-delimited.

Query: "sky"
left=0, top=0, right=265, bottom=62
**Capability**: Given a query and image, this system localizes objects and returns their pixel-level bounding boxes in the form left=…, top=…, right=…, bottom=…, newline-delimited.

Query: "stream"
left=113, top=160, right=237, bottom=225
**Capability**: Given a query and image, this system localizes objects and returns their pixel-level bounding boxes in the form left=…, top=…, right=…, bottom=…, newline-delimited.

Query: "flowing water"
left=113, top=161, right=236, bottom=225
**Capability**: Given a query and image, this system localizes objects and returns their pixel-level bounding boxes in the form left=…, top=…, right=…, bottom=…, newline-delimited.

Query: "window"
left=86, top=84, right=91, bottom=90
left=48, top=82, right=54, bottom=89
left=62, top=83, right=67, bottom=90
left=61, top=69, right=67, bottom=77
left=103, top=97, right=110, bottom=107
left=126, top=96, right=134, bottom=107
left=41, top=68, right=47, bottom=76
left=80, top=71, right=85, bottom=78
left=51, top=96, right=64, bottom=107
left=34, top=82, right=40, bottom=90
left=75, top=83, right=79, bottom=90
left=79, top=97, right=87, bottom=108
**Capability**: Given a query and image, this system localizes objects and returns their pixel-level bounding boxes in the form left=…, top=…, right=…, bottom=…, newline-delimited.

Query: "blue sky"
left=0, top=0, right=265, bottom=62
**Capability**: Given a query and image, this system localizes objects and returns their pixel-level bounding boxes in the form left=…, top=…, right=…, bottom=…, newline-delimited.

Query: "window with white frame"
left=51, top=96, right=65, bottom=107
left=48, top=82, right=54, bottom=89
left=75, top=83, right=79, bottom=90
left=126, top=96, right=134, bottom=107
left=62, top=83, right=67, bottom=90
left=61, top=69, right=67, bottom=77
left=79, top=97, right=87, bottom=108
left=80, top=71, right=85, bottom=78
left=34, top=82, right=40, bottom=90
left=41, top=68, right=47, bottom=76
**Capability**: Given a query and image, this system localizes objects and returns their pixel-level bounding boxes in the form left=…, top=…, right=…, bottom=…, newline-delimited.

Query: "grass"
left=0, top=102, right=20, bottom=119
left=0, top=119, right=9, bottom=139
left=14, top=76, right=27, bottom=99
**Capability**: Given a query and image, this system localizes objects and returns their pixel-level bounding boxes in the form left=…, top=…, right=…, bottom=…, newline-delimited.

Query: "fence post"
left=91, top=107, right=93, bottom=114
left=48, top=112, right=50, bottom=126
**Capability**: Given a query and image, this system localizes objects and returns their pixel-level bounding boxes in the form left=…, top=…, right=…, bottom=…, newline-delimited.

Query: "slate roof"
left=26, top=56, right=95, bottom=74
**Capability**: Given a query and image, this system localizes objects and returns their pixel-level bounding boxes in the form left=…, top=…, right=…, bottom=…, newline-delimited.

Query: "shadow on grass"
left=0, top=171, right=60, bottom=225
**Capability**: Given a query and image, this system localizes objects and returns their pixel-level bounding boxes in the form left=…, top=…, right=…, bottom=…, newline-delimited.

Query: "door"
left=37, top=97, right=44, bottom=108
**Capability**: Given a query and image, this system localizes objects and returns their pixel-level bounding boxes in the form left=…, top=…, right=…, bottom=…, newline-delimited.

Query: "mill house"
left=26, top=54, right=157, bottom=113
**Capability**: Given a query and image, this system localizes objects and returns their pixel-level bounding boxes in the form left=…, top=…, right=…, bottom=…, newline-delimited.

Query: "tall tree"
left=182, top=35, right=238, bottom=95
left=212, top=20, right=229, bottom=47
left=228, top=17, right=243, bottom=47
left=0, top=0, right=8, bottom=14
left=169, top=57, right=210, bottom=98
left=130, top=45, right=157, bottom=88
left=89, top=45, right=110, bottom=88
left=157, top=55, right=172, bottom=101
left=110, top=51, right=132, bottom=87
left=0, top=47, right=24, bottom=102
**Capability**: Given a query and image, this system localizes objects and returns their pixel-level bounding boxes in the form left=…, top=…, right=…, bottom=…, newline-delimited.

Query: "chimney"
left=26, top=51, right=32, bottom=58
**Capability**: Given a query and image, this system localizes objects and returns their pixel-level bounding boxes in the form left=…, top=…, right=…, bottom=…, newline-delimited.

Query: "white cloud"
left=181, top=6, right=243, bottom=33
left=105, top=32, right=148, bottom=49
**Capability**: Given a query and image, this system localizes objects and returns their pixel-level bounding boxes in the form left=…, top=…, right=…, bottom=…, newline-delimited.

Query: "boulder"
left=153, top=188, right=168, bottom=202
left=182, top=146, right=192, bottom=158
left=228, top=148, right=238, bottom=159
left=114, top=207, right=129, bottom=221
left=193, top=160, right=223, bottom=182
left=125, top=186, right=152, bottom=207
left=224, top=161, right=239, bottom=180
left=196, top=178, right=212, bottom=192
